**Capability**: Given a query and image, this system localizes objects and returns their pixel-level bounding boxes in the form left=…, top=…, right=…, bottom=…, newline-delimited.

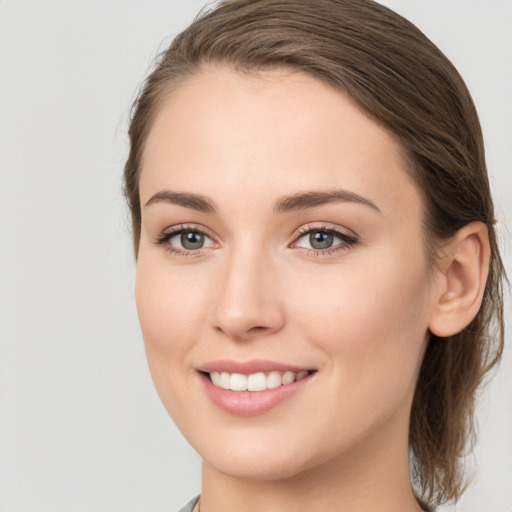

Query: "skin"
left=135, top=68, right=460, bottom=512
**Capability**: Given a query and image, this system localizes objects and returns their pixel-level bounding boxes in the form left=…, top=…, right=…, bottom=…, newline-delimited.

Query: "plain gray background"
left=0, top=1, right=510, bottom=511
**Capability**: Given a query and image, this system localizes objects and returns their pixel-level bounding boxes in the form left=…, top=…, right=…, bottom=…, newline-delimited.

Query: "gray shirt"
left=178, top=495, right=200, bottom=512
left=177, top=494, right=433, bottom=511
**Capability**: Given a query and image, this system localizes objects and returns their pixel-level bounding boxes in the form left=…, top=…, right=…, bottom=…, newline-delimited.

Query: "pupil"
left=310, top=231, right=333, bottom=249
left=181, top=232, right=204, bottom=250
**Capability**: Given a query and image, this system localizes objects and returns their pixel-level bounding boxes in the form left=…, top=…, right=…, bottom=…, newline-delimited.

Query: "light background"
left=0, top=1, right=510, bottom=511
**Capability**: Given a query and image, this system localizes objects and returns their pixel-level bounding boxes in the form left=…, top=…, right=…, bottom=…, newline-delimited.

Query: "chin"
left=207, top=454, right=310, bottom=482
left=195, top=431, right=324, bottom=482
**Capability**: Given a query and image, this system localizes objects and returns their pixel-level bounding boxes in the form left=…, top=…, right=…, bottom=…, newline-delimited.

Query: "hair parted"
left=124, top=0, right=506, bottom=507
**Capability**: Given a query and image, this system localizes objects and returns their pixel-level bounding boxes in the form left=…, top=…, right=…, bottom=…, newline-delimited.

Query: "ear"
left=428, top=221, right=490, bottom=337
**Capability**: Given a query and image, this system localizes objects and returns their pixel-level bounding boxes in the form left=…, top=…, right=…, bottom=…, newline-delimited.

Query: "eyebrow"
left=274, top=189, right=381, bottom=214
left=144, top=188, right=380, bottom=214
left=144, top=191, right=217, bottom=213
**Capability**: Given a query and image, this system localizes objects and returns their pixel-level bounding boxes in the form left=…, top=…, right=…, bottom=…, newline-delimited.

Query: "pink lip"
left=197, top=360, right=316, bottom=416
left=198, top=359, right=313, bottom=375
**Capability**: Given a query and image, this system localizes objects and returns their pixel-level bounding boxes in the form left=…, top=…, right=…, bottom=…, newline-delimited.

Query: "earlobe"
left=428, top=221, right=490, bottom=338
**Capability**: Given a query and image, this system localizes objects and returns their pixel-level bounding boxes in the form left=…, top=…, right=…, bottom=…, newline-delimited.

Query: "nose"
left=211, top=245, right=285, bottom=342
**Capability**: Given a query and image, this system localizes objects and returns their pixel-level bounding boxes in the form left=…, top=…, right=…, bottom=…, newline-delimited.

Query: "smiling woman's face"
left=135, top=68, right=438, bottom=480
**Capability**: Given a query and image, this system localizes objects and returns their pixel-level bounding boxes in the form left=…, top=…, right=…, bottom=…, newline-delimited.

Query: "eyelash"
left=153, top=224, right=213, bottom=257
left=153, top=223, right=359, bottom=257
left=293, top=223, right=359, bottom=256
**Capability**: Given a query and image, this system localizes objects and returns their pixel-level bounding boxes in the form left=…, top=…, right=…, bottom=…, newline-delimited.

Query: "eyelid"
left=153, top=222, right=358, bottom=257
left=153, top=223, right=219, bottom=256
left=294, top=222, right=356, bottom=238
left=158, top=223, right=216, bottom=240
left=290, top=222, right=359, bottom=254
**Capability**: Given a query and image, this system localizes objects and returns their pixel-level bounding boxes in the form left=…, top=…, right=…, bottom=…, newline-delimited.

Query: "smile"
left=208, top=370, right=310, bottom=391
left=198, top=361, right=316, bottom=416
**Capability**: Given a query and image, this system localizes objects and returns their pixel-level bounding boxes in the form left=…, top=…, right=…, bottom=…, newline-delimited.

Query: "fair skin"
left=135, top=68, right=489, bottom=512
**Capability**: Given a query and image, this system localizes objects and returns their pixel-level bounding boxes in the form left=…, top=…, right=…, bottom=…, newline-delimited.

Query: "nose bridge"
left=212, top=237, right=284, bottom=340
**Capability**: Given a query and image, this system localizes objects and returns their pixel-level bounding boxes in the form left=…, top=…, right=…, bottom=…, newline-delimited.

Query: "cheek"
left=135, top=253, right=214, bottom=424
left=135, top=254, right=206, bottom=351
left=290, top=255, right=431, bottom=390
left=134, top=252, right=211, bottom=408
left=277, top=257, right=431, bottom=461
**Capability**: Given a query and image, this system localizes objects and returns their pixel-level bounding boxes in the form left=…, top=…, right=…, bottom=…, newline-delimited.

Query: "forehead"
left=140, top=67, right=422, bottom=221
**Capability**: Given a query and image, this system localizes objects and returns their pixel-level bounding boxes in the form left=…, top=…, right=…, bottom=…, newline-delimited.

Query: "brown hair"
left=124, top=0, right=506, bottom=507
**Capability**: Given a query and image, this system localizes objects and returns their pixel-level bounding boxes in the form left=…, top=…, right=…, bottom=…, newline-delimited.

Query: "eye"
left=303, top=231, right=336, bottom=250
left=154, top=225, right=216, bottom=255
left=292, top=225, right=358, bottom=254
left=171, top=231, right=209, bottom=250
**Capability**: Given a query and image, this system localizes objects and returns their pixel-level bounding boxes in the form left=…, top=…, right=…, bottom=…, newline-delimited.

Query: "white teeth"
left=267, top=371, right=282, bottom=389
left=247, top=372, right=267, bottom=391
left=230, top=373, right=247, bottom=391
left=220, top=372, right=230, bottom=389
left=208, top=370, right=311, bottom=391
left=210, top=371, right=222, bottom=387
left=281, top=371, right=295, bottom=385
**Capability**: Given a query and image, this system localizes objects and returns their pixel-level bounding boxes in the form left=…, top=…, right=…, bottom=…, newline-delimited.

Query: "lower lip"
left=199, top=372, right=314, bottom=416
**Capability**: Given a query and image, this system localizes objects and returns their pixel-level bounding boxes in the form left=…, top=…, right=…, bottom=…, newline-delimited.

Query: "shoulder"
left=177, top=495, right=200, bottom=512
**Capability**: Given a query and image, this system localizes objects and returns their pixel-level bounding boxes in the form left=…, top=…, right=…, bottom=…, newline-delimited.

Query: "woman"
left=123, top=1, right=506, bottom=511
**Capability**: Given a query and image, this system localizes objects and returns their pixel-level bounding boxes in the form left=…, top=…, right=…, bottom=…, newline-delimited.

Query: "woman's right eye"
left=171, top=231, right=209, bottom=250
left=154, top=226, right=216, bottom=255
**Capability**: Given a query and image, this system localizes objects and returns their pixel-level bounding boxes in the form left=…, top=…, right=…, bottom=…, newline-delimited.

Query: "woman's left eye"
left=293, top=226, right=358, bottom=253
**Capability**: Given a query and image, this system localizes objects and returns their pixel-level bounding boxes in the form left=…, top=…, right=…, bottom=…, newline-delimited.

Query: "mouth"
left=204, top=370, right=312, bottom=391
left=197, top=360, right=317, bottom=416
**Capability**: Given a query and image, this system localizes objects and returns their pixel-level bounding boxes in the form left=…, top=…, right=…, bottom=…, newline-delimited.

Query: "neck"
left=199, top=410, right=424, bottom=512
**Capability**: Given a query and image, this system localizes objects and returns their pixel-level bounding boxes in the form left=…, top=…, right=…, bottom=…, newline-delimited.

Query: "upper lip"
left=198, top=359, right=315, bottom=375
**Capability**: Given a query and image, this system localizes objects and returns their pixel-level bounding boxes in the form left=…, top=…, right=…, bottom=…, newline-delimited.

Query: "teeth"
left=267, top=371, right=282, bottom=389
left=247, top=372, right=267, bottom=391
left=210, top=371, right=222, bottom=387
left=281, top=371, right=295, bottom=385
left=208, top=370, right=310, bottom=391
left=220, top=372, right=230, bottom=389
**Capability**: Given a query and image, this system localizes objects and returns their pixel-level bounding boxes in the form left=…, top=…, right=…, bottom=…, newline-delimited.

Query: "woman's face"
left=136, top=68, right=438, bottom=480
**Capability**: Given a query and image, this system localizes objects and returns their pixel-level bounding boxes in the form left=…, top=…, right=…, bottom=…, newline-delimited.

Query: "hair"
left=123, top=0, right=506, bottom=507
